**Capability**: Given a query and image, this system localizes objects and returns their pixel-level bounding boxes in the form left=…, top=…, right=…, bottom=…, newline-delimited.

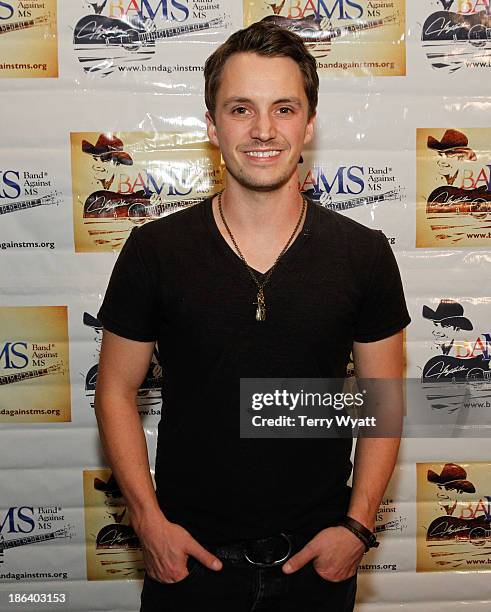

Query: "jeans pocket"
left=307, top=562, right=357, bottom=586
left=145, top=557, right=204, bottom=588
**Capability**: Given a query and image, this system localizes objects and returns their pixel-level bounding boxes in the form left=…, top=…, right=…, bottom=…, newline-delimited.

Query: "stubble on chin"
left=224, top=159, right=296, bottom=193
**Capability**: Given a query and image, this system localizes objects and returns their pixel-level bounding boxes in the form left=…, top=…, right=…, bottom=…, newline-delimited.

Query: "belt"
left=208, top=532, right=310, bottom=568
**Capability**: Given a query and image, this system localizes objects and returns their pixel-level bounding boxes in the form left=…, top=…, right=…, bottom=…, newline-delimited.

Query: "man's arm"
left=347, top=331, right=403, bottom=532
left=94, top=330, right=222, bottom=582
left=95, top=330, right=159, bottom=520
left=283, top=330, right=404, bottom=581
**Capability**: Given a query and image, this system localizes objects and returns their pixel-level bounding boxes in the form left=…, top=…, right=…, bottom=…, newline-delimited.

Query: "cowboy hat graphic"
left=93, top=473, right=122, bottom=496
left=427, top=129, right=477, bottom=161
left=82, top=134, right=133, bottom=166
left=427, top=463, right=476, bottom=493
left=422, top=300, right=473, bottom=331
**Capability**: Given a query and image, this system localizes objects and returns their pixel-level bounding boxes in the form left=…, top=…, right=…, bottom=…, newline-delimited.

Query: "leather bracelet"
left=337, top=516, right=379, bottom=552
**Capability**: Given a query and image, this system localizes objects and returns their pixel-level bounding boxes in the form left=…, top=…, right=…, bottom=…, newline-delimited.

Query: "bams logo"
left=441, top=1, right=491, bottom=16
left=452, top=333, right=491, bottom=360
left=0, top=2, right=14, bottom=20
left=0, top=171, right=21, bottom=200
left=301, top=165, right=365, bottom=196
left=281, top=0, right=364, bottom=20
left=108, top=0, right=190, bottom=21
left=0, top=507, right=35, bottom=534
left=116, top=171, right=193, bottom=197
left=0, top=342, right=29, bottom=370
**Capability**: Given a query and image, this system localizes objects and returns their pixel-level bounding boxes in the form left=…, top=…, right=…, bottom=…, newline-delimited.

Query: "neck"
left=211, top=172, right=306, bottom=275
left=218, top=173, right=303, bottom=232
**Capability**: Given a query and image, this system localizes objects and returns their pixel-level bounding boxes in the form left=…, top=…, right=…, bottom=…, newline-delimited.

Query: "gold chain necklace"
left=217, top=190, right=307, bottom=322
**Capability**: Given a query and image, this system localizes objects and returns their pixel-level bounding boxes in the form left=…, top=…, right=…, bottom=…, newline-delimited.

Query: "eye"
left=232, top=106, right=249, bottom=115
left=277, top=107, right=294, bottom=114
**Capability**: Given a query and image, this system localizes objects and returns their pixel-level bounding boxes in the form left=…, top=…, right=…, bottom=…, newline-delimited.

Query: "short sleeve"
left=353, top=231, right=411, bottom=343
left=97, top=227, right=159, bottom=342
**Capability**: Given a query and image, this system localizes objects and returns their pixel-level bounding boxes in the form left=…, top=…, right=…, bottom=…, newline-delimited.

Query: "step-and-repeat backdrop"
left=1, top=1, right=490, bottom=610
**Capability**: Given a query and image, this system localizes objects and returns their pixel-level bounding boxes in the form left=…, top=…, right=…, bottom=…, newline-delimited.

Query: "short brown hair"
left=204, top=21, right=319, bottom=120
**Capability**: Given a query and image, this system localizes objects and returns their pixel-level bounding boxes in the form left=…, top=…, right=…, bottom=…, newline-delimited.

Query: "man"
left=427, top=129, right=477, bottom=189
left=95, top=21, right=410, bottom=611
left=425, top=463, right=481, bottom=552
left=82, top=134, right=133, bottom=192
left=427, top=463, right=476, bottom=518
left=423, top=299, right=473, bottom=358
left=422, top=300, right=490, bottom=382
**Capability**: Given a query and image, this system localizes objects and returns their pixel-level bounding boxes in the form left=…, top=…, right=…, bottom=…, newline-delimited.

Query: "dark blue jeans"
left=140, top=533, right=357, bottom=611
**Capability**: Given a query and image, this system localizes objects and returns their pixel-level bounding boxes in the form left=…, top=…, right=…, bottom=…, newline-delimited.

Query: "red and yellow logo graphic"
left=417, top=462, right=491, bottom=571
left=0, top=306, right=70, bottom=422
left=417, top=128, right=491, bottom=247
left=70, top=131, right=224, bottom=252
left=0, top=0, right=58, bottom=78
left=83, top=469, right=144, bottom=580
left=243, top=0, right=406, bottom=77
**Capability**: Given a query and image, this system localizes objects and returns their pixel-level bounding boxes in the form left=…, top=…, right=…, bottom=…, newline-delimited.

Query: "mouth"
left=242, top=149, right=283, bottom=161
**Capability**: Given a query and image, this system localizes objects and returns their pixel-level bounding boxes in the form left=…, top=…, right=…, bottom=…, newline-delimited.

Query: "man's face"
left=434, top=484, right=464, bottom=516
left=436, top=151, right=464, bottom=177
left=104, top=492, right=126, bottom=523
left=432, top=321, right=454, bottom=344
left=91, top=155, right=118, bottom=181
left=206, top=52, right=315, bottom=193
left=431, top=321, right=465, bottom=351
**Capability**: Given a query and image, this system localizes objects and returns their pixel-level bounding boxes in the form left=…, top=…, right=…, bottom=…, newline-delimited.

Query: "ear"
left=206, top=111, right=219, bottom=148
left=303, top=112, right=316, bottom=146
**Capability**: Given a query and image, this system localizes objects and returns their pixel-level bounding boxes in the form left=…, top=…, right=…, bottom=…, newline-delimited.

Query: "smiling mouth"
left=244, top=150, right=282, bottom=159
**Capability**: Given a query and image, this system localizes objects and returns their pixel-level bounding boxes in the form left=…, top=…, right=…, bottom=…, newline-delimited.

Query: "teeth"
left=246, top=150, right=281, bottom=158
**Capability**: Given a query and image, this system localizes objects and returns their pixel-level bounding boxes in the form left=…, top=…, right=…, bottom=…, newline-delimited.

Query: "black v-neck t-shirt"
left=98, top=196, right=411, bottom=545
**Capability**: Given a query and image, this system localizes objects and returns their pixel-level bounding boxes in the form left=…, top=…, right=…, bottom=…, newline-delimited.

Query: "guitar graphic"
left=83, top=190, right=202, bottom=221
left=261, top=12, right=399, bottom=48
left=427, top=515, right=491, bottom=545
left=74, top=14, right=229, bottom=76
left=0, top=191, right=62, bottom=216
left=0, top=14, right=51, bottom=36
left=0, top=363, right=65, bottom=386
left=427, top=185, right=491, bottom=219
left=422, top=11, right=491, bottom=72
left=303, top=187, right=405, bottom=212
left=422, top=10, right=491, bottom=46
left=375, top=517, right=407, bottom=534
left=0, top=526, right=74, bottom=563
left=422, top=354, right=491, bottom=382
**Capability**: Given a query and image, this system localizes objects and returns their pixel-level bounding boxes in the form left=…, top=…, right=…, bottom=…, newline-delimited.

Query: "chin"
left=232, top=168, right=296, bottom=193
left=243, top=181, right=288, bottom=192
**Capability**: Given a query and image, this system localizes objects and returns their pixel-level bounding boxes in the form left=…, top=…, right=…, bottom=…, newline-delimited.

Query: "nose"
left=250, top=111, right=276, bottom=142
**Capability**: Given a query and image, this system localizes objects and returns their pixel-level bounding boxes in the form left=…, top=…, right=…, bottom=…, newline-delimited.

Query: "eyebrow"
left=222, top=96, right=303, bottom=107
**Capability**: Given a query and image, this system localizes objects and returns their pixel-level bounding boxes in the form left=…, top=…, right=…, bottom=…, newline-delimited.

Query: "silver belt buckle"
left=243, top=533, right=292, bottom=567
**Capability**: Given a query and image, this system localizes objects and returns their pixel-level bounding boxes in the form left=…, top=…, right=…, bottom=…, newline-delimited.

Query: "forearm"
left=349, top=332, right=405, bottom=531
left=94, top=392, right=163, bottom=524
left=347, top=436, right=401, bottom=531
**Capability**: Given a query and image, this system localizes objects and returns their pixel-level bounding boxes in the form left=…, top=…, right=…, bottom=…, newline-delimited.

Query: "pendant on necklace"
left=255, top=289, right=266, bottom=322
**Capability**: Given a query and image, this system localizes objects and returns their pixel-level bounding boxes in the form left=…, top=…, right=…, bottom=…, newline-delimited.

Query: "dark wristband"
left=337, top=516, right=379, bottom=552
